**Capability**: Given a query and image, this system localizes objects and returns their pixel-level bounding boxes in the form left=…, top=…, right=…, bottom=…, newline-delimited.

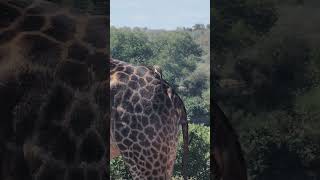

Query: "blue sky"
left=111, top=0, right=210, bottom=30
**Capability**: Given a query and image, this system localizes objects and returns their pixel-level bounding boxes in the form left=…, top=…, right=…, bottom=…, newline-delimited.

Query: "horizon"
left=110, top=24, right=210, bottom=31
left=111, top=0, right=210, bottom=30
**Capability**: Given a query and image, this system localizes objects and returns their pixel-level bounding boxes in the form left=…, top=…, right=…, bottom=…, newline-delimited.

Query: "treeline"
left=214, top=0, right=320, bottom=179
left=111, top=25, right=210, bottom=124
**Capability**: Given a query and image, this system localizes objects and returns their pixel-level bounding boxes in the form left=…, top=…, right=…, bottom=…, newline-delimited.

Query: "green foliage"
left=174, top=124, right=210, bottom=179
left=110, top=157, right=131, bottom=179
left=233, top=35, right=313, bottom=110
left=183, top=96, right=209, bottom=120
left=241, top=114, right=320, bottom=180
left=295, top=86, right=320, bottom=114
left=308, top=48, right=320, bottom=86
left=212, top=0, right=278, bottom=53
left=148, top=31, right=202, bottom=85
left=111, top=27, right=153, bottom=64
left=183, top=63, right=210, bottom=96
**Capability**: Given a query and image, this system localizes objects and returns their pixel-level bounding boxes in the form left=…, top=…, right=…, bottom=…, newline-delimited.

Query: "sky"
left=111, top=0, right=210, bottom=30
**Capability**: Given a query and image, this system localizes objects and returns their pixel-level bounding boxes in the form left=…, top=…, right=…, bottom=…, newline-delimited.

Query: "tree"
left=110, top=27, right=153, bottom=64
left=212, top=0, right=278, bottom=54
left=192, top=24, right=205, bottom=31
left=174, top=124, right=210, bottom=179
left=150, top=31, right=202, bottom=85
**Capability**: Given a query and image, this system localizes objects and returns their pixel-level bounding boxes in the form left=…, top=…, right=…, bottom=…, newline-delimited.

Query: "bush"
left=240, top=111, right=320, bottom=180
left=110, top=157, right=131, bottom=179
left=183, top=96, right=209, bottom=120
left=174, top=123, right=210, bottom=179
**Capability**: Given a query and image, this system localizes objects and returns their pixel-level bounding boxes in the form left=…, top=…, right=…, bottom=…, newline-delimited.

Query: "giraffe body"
left=110, top=59, right=189, bottom=179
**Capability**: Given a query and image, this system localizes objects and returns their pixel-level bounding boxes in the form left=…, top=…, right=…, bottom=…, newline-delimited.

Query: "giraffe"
left=0, top=0, right=109, bottom=180
left=110, top=58, right=189, bottom=179
left=0, top=0, right=189, bottom=179
left=212, top=102, right=247, bottom=180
